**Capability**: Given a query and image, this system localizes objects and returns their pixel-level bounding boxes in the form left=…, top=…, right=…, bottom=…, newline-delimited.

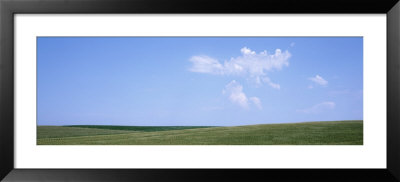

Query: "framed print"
left=1, top=0, right=400, bottom=181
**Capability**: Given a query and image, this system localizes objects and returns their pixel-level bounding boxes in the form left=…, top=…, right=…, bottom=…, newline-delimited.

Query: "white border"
left=15, top=14, right=386, bottom=168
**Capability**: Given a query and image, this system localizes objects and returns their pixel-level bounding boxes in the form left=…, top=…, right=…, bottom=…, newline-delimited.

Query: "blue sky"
left=37, top=37, right=363, bottom=126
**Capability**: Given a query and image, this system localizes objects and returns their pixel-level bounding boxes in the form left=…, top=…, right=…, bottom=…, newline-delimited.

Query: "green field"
left=37, top=120, right=363, bottom=145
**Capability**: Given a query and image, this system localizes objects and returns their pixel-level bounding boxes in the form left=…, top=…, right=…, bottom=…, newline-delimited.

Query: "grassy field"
left=64, top=125, right=216, bottom=132
left=37, top=120, right=363, bottom=145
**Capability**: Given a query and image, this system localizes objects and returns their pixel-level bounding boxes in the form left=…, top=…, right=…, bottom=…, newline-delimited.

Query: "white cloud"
left=290, top=42, right=295, bottom=47
left=189, top=56, right=223, bottom=74
left=262, top=77, right=280, bottom=90
left=241, top=47, right=256, bottom=55
left=223, top=80, right=249, bottom=109
left=223, top=80, right=262, bottom=110
left=309, top=75, right=328, bottom=86
left=297, top=101, right=335, bottom=114
left=189, top=47, right=291, bottom=89
left=249, top=97, right=262, bottom=110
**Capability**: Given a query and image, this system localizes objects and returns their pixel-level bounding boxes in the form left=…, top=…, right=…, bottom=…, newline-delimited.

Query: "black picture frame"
left=1, top=0, right=399, bottom=181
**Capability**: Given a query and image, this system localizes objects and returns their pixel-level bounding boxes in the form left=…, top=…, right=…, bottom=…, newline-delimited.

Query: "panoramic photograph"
left=37, top=37, right=363, bottom=145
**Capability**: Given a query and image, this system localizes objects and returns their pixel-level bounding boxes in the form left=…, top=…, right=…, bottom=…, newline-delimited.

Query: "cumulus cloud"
left=223, top=80, right=262, bottom=110
left=297, top=101, right=335, bottom=114
left=189, top=47, right=291, bottom=89
left=241, top=47, right=256, bottom=55
left=262, top=77, right=281, bottom=90
left=249, top=97, right=262, bottom=110
left=189, top=56, right=223, bottom=74
left=309, top=75, right=328, bottom=86
left=223, top=80, right=249, bottom=109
